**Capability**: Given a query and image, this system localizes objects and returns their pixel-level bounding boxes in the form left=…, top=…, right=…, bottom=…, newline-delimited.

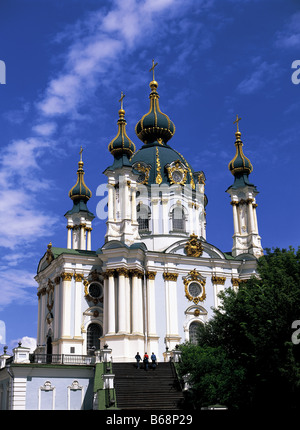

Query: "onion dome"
left=108, top=93, right=136, bottom=159
left=228, top=115, right=254, bottom=189
left=69, top=147, right=92, bottom=202
left=135, top=61, right=175, bottom=145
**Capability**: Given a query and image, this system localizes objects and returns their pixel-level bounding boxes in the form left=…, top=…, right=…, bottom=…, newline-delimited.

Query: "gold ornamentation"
left=175, top=151, right=195, bottom=189
left=149, top=58, right=158, bottom=82
left=184, top=269, right=206, bottom=304
left=130, top=269, right=144, bottom=279
left=197, top=171, right=206, bottom=185
left=46, top=242, right=54, bottom=264
left=146, top=271, right=157, bottom=280
left=155, top=147, right=163, bottom=184
left=163, top=272, right=178, bottom=281
left=133, top=162, right=151, bottom=185
left=211, top=276, right=226, bottom=285
left=184, top=234, right=204, bottom=258
left=194, top=309, right=201, bottom=317
left=105, top=269, right=115, bottom=278
left=166, top=160, right=188, bottom=185
left=74, top=273, right=84, bottom=282
left=233, top=114, right=241, bottom=132
left=61, top=272, right=73, bottom=281
left=116, top=267, right=129, bottom=277
left=231, top=278, right=240, bottom=287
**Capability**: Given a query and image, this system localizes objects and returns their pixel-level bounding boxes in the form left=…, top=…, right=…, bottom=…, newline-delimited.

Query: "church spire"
left=226, top=116, right=263, bottom=258
left=135, top=59, right=175, bottom=145
left=65, top=147, right=94, bottom=250
left=108, top=92, right=136, bottom=166
left=228, top=115, right=253, bottom=188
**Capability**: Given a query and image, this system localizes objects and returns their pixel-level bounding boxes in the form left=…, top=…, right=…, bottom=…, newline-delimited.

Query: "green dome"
left=69, top=160, right=92, bottom=202
left=135, top=81, right=175, bottom=145
left=108, top=108, right=136, bottom=158
left=228, top=131, right=253, bottom=176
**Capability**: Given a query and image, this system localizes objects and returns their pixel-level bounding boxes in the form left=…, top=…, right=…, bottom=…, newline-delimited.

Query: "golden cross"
left=79, top=146, right=83, bottom=162
left=149, top=59, right=158, bottom=81
left=119, top=91, right=125, bottom=110
left=233, top=114, right=241, bottom=132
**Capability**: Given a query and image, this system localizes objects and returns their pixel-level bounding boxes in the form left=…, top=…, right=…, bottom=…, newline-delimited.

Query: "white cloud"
left=275, top=12, right=300, bottom=49
left=9, top=336, right=37, bottom=353
left=32, top=121, right=57, bottom=137
left=0, top=268, right=36, bottom=309
left=237, top=61, right=280, bottom=95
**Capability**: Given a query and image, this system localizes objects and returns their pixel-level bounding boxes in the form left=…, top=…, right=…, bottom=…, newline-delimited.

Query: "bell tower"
left=226, top=115, right=263, bottom=258
left=64, top=148, right=95, bottom=250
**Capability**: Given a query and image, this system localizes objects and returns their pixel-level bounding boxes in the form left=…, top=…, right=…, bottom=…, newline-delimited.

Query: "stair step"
left=112, top=362, right=184, bottom=410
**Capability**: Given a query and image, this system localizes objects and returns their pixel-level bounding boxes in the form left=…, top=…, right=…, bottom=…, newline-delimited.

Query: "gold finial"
left=233, top=114, right=241, bottom=133
left=79, top=146, right=83, bottom=162
left=149, top=59, right=158, bottom=81
left=119, top=91, right=125, bottom=110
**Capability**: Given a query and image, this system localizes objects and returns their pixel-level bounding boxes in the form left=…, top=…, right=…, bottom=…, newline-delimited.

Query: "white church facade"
left=34, top=71, right=263, bottom=363
left=0, top=67, right=263, bottom=409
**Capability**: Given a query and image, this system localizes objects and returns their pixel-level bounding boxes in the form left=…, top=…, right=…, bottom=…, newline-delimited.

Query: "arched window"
left=137, top=206, right=150, bottom=232
left=172, top=206, right=185, bottom=232
left=87, top=323, right=102, bottom=353
left=189, top=321, right=201, bottom=344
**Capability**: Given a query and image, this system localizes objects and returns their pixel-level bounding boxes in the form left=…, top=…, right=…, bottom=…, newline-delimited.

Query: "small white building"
left=0, top=71, right=263, bottom=409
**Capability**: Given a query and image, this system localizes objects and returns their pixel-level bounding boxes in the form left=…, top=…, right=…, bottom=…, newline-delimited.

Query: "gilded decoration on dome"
left=166, top=160, right=188, bottom=185
left=184, top=234, right=204, bottom=258
left=132, top=161, right=151, bottom=185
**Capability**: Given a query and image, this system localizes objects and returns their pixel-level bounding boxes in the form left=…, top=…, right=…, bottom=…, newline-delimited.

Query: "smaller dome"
left=69, top=149, right=92, bottom=202
left=108, top=107, right=136, bottom=158
left=228, top=130, right=253, bottom=176
left=135, top=80, right=175, bottom=145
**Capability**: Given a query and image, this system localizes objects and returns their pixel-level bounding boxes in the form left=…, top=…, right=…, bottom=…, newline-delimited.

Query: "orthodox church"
left=0, top=64, right=263, bottom=410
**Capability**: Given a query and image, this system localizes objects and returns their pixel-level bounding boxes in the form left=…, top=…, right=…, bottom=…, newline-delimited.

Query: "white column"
left=253, top=203, right=258, bottom=233
left=40, top=287, right=46, bottom=346
left=54, top=277, right=60, bottom=345
left=86, top=227, right=92, bottom=251
left=74, top=273, right=83, bottom=340
left=108, top=184, right=114, bottom=222
left=67, top=225, right=72, bottom=249
left=125, top=274, right=131, bottom=333
left=247, top=199, right=255, bottom=233
left=103, top=276, right=108, bottom=335
left=146, top=272, right=157, bottom=336
left=163, top=272, right=179, bottom=348
left=107, top=270, right=116, bottom=334
left=61, top=272, right=73, bottom=340
left=80, top=223, right=86, bottom=250
left=151, top=198, right=159, bottom=234
left=188, top=202, right=194, bottom=235
left=131, top=270, right=143, bottom=335
left=232, top=201, right=239, bottom=234
left=117, top=268, right=127, bottom=334
left=162, top=198, right=169, bottom=234
left=131, top=186, right=137, bottom=223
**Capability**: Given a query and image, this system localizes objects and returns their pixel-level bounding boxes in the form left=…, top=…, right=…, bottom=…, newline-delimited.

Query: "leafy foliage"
left=178, top=247, right=300, bottom=410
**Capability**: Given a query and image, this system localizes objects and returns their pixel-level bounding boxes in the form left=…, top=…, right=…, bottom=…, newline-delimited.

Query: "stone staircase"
left=112, top=361, right=185, bottom=410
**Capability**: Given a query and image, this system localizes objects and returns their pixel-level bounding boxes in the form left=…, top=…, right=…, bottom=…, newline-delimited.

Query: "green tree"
left=179, top=247, right=300, bottom=410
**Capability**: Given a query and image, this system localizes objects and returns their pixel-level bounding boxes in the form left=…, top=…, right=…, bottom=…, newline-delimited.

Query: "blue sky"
left=0, top=0, right=300, bottom=352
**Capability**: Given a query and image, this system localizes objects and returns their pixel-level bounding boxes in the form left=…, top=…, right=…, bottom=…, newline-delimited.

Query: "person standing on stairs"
left=143, top=352, right=149, bottom=370
left=151, top=352, right=157, bottom=370
left=135, top=352, right=142, bottom=369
